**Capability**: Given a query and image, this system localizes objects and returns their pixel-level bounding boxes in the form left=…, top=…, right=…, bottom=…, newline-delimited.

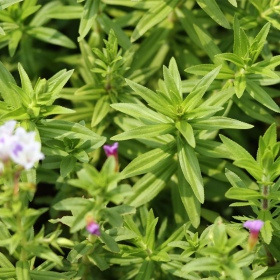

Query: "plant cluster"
left=0, top=0, right=280, bottom=279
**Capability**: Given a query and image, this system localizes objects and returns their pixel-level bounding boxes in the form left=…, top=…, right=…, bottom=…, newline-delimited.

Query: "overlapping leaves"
left=112, top=58, right=252, bottom=226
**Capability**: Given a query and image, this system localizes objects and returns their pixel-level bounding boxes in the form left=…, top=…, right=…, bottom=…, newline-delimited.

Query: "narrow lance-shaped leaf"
left=182, top=65, right=221, bottom=112
left=131, top=0, right=180, bottom=42
left=175, top=121, right=196, bottom=148
left=111, top=124, right=175, bottom=141
left=78, top=0, right=100, bottom=41
left=176, top=135, right=204, bottom=203
left=121, top=141, right=176, bottom=178
left=125, top=79, right=174, bottom=117
left=111, top=103, right=170, bottom=124
left=196, top=0, right=231, bottom=29
left=27, top=27, right=76, bottom=49
left=250, top=22, right=270, bottom=63
left=163, top=64, right=182, bottom=105
left=0, top=0, right=23, bottom=9
left=177, top=168, right=201, bottom=228
left=191, top=116, right=253, bottom=130
left=0, top=61, right=20, bottom=107
left=246, top=80, right=280, bottom=113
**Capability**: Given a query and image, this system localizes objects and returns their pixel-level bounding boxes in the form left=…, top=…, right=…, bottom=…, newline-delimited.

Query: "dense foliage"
left=0, top=0, right=280, bottom=279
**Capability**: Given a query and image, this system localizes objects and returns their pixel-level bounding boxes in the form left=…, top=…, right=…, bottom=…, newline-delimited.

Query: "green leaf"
left=131, top=0, right=179, bottom=42
left=225, top=169, right=247, bottom=189
left=215, top=53, right=244, bottom=67
left=111, top=103, right=170, bottom=124
left=111, top=123, right=175, bottom=141
left=121, top=141, right=176, bottom=178
left=26, top=245, right=62, bottom=266
left=181, top=257, right=220, bottom=273
left=40, top=105, right=75, bottom=117
left=27, top=27, right=76, bottom=49
left=220, top=134, right=257, bottom=162
left=60, top=155, right=76, bottom=177
left=233, top=16, right=249, bottom=58
left=8, top=30, right=22, bottom=57
left=125, top=79, right=173, bottom=117
left=37, top=119, right=106, bottom=151
left=0, top=0, right=22, bottom=9
left=30, top=270, right=71, bottom=280
left=0, top=61, right=20, bottom=107
left=176, top=136, right=204, bottom=203
left=250, top=22, right=270, bottom=63
left=192, top=116, right=253, bottom=130
left=100, top=231, right=120, bottom=253
left=246, top=80, right=280, bottom=112
left=196, top=0, right=231, bottom=29
left=91, top=95, right=111, bottom=127
left=262, top=123, right=277, bottom=147
left=0, top=252, right=14, bottom=268
left=186, top=64, right=234, bottom=79
left=0, top=268, right=16, bottom=278
left=233, top=95, right=275, bottom=124
left=18, top=63, right=34, bottom=98
left=125, top=162, right=177, bottom=207
left=182, top=65, right=221, bottom=111
left=234, top=73, right=246, bottom=98
left=98, top=14, right=132, bottom=50
left=175, top=121, right=196, bottom=148
left=176, top=6, right=223, bottom=63
left=228, top=0, right=237, bottom=6
left=88, top=253, right=109, bottom=271
left=78, top=0, right=99, bottom=41
left=259, top=211, right=273, bottom=244
left=226, top=187, right=263, bottom=200
left=16, top=261, right=30, bottom=280
left=177, top=169, right=201, bottom=228
left=67, top=241, right=93, bottom=263
left=169, top=57, right=182, bottom=96
left=135, top=260, right=154, bottom=280
left=162, top=65, right=181, bottom=105
left=53, top=197, right=91, bottom=211
left=144, top=210, right=158, bottom=250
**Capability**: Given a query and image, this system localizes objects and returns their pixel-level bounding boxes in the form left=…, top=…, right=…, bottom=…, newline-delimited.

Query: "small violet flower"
left=243, top=220, right=264, bottom=250
left=103, top=142, right=118, bottom=158
left=103, top=142, right=119, bottom=171
left=86, top=218, right=100, bottom=236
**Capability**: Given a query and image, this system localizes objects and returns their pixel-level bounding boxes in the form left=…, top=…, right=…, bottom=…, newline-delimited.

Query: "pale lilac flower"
left=103, top=142, right=118, bottom=157
left=0, top=120, right=16, bottom=135
left=243, top=220, right=264, bottom=233
left=0, top=121, right=44, bottom=170
left=0, top=121, right=17, bottom=161
left=86, top=219, right=100, bottom=236
left=243, top=220, right=264, bottom=250
left=9, top=127, right=44, bottom=170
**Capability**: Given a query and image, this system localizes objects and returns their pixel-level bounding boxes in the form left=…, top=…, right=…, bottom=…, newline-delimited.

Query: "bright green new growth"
left=112, top=58, right=252, bottom=226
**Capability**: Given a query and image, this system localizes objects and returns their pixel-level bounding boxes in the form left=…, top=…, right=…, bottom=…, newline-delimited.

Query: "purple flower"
left=103, top=142, right=119, bottom=171
left=103, top=142, right=118, bottom=157
left=243, top=220, right=264, bottom=250
left=86, top=220, right=100, bottom=236
left=243, top=220, right=264, bottom=233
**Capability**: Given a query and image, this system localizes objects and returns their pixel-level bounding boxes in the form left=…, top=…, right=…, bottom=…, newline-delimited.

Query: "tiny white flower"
left=10, top=127, right=44, bottom=170
left=0, top=121, right=17, bottom=161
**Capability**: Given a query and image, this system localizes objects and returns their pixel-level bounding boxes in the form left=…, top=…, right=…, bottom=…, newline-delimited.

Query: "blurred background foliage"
left=1, top=0, right=280, bottom=279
